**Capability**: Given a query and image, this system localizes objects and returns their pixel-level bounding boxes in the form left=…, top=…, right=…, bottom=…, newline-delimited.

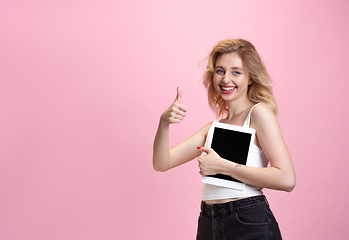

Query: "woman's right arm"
left=153, top=88, right=211, bottom=172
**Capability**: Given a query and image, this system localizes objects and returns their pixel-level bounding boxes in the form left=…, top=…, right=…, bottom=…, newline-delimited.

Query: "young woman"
left=153, top=39, right=295, bottom=240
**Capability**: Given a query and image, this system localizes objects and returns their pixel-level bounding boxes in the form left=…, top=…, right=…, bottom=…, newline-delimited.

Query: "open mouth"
left=220, top=85, right=236, bottom=94
left=221, top=86, right=236, bottom=91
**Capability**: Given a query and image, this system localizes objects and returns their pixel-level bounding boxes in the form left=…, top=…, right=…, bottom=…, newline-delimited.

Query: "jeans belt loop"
left=263, top=195, right=270, bottom=207
left=201, top=201, right=206, bottom=215
left=228, top=201, right=234, bottom=213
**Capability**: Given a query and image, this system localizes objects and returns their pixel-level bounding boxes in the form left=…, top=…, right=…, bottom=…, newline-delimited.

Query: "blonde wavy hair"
left=203, top=39, right=278, bottom=117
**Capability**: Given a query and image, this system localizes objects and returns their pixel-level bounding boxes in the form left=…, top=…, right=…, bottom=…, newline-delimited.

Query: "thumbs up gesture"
left=160, top=87, right=188, bottom=125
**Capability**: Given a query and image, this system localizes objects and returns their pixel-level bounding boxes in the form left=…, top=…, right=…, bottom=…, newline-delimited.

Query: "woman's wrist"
left=217, top=158, right=232, bottom=175
left=219, top=159, right=246, bottom=176
left=159, top=117, right=170, bottom=128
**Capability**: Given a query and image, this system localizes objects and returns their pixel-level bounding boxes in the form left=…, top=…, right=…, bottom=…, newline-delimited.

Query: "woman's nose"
left=222, top=73, right=231, bottom=83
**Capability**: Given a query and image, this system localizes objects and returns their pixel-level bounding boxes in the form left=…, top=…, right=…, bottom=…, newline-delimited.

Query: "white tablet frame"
left=201, top=121, right=256, bottom=190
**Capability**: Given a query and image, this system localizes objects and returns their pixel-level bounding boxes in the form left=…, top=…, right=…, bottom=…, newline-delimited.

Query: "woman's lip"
left=220, top=85, right=236, bottom=90
left=220, top=85, right=236, bottom=94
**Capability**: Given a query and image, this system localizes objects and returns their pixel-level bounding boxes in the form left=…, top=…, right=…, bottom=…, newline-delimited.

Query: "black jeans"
left=196, top=195, right=282, bottom=240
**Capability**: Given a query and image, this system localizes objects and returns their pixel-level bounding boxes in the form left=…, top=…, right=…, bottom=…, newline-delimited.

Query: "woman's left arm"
left=198, top=104, right=296, bottom=192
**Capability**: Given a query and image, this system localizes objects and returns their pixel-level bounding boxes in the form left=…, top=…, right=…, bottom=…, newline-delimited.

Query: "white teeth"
left=221, top=86, right=236, bottom=91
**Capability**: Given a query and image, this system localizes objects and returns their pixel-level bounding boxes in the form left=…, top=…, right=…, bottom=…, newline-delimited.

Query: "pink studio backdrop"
left=1, top=0, right=348, bottom=239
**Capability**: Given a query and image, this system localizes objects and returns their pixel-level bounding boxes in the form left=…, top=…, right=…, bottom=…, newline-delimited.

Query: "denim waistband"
left=200, top=195, right=269, bottom=216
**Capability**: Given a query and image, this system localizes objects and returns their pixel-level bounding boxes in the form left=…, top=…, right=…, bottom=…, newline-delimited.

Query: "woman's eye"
left=233, top=71, right=241, bottom=75
left=216, top=69, right=224, bottom=75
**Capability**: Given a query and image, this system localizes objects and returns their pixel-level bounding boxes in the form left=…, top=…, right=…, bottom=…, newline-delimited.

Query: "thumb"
left=197, top=146, right=210, bottom=154
left=174, top=87, right=182, bottom=103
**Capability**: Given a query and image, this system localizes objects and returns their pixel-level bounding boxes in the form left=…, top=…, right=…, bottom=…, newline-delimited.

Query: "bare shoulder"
left=250, top=103, right=284, bottom=151
left=250, top=103, right=278, bottom=129
left=252, top=103, right=275, bottom=116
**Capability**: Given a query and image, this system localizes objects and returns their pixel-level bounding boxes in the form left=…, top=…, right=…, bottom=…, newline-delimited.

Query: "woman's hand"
left=160, top=87, right=188, bottom=125
left=197, top=146, right=227, bottom=176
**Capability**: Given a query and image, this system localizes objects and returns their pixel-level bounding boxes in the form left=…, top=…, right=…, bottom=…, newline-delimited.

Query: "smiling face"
left=213, top=52, right=251, bottom=104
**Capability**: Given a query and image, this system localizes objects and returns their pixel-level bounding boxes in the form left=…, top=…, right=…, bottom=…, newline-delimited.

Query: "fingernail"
left=177, top=87, right=179, bottom=90
left=197, top=146, right=201, bottom=149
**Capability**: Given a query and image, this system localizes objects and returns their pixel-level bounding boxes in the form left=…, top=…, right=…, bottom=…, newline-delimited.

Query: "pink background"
left=1, top=0, right=348, bottom=239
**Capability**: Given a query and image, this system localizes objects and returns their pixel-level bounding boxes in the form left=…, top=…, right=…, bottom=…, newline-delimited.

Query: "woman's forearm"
left=220, top=159, right=296, bottom=192
left=153, top=87, right=188, bottom=172
left=152, top=121, right=171, bottom=172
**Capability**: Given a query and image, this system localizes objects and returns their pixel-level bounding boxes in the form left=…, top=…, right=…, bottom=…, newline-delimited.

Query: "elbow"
left=282, top=175, right=296, bottom=193
left=284, top=182, right=295, bottom=193
left=153, top=166, right=168, bottom=172
left=153, top=162, right=169, bottom=172
left=152, top=155, right=174, bottom=172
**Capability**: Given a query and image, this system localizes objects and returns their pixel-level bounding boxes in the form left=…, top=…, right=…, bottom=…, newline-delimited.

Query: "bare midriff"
left=203, top=197, right=246, bottom=205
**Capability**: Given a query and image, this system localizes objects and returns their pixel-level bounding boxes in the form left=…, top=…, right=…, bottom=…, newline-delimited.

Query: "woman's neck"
left=225, top=97, right=254, bottom=120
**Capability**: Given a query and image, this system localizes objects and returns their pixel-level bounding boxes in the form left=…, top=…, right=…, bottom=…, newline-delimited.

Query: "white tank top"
left=201, top=103, right=268, bottom=200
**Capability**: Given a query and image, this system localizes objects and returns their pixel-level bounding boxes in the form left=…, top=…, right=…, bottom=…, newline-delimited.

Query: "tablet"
left=201, top=121, right=255, bottom=190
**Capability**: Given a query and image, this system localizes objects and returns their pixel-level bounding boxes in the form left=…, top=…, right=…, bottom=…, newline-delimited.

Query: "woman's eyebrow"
left=231, top=66, right=243, bottom=71
left=215, top=66, right=244, bottom=71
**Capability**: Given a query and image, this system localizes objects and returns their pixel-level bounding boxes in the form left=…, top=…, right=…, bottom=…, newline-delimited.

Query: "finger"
left=197, top=146, right=210, bottom=154
left=171, top=107, right=187, bottom=117
left=172, top=115, right=184, bottom=122
left=197, top=157, right=202, bottom=164
left=170, top=119, right=181, bottom=124
left=170, top=111, right=184, bottom=120
left=169, top=118, right=182, bottom=124
left=177, top=103, right=187, bottom=112
left=174, top=87, right=182, bottom=103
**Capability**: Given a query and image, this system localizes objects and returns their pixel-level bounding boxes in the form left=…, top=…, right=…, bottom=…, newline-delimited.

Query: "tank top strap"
left=243, top=103, right=261, bottom=128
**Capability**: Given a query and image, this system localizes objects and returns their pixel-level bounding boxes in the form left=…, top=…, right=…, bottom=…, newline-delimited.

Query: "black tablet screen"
left=209, top=127, right=252, bottom=183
